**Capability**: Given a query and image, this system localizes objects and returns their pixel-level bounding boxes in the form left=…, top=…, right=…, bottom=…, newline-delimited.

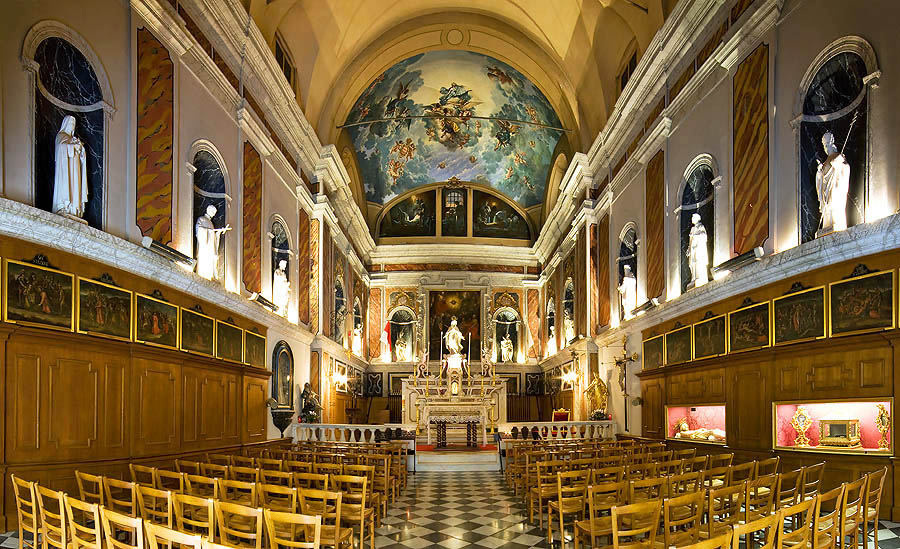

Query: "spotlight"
left=632, top=298, right=659, bottom=316
left=712, top=247, right=765, bottom=277
left=141, top=237, right=195, bottom=268
left=250, top=292, right=278, bottom=313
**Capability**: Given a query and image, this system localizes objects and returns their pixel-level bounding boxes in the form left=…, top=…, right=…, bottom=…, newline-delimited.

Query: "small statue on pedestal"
left=272, top=259, right=290, bottom=316
left=300, top=382, right=321, bottom=423
left=445, top=317, right=464, bottom=355
left=53, top=115, right=88, bottom=220
left=687, top=213, right=709, bottom=288
left=618, top=265, right=637, bottom=320
left=195, top=205, right=231, bottom=280
left=815, top=130, right=851, bottom=237
left=500, top=332, right=514, bottom=363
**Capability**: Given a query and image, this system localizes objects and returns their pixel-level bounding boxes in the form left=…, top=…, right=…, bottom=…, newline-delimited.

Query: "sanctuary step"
left=416, top=446, right=501, bottom=472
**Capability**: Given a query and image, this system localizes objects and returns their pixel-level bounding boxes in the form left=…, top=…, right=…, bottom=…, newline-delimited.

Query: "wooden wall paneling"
left=0, top=328, right=7, bottom=532
left=131, top=355, right=181, bottom=457
left=242, top=372, right=269, bottom=442
left=727, top=360, right=770, bottom=450
left=641, top=377, right=665, bottom=439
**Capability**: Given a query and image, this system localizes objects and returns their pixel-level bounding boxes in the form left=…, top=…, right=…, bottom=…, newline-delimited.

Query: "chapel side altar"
left=401, top=376, right=507, bottom=446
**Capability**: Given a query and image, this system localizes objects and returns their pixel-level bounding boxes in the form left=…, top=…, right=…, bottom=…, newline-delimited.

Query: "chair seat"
left=320, top=525, right=354, bottom=545
left=574, top=517, right=613, bottom=537
left=341, top=505, right=375, bottom=522
left=841, top=518, right=859, bottom=533
left=866, top=507, right=878, bottom=521
left=530, top=486, right=556, bottom=498
left=549, top=498, right=584, bottom=514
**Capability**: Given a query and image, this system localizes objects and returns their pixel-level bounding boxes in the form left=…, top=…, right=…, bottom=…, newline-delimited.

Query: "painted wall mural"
left=136, top=28, right=174, bottom=244
left=472, top=190, right=530, bottom=239
left=378, top=189, right=436, bottom=237
left=344, top=50, right=563, bottom=208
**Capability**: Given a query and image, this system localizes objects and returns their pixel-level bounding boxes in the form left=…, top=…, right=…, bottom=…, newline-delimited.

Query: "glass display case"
left=773, top=399, right=892, bottom=455
left=665, top=404, right=726, bottom=444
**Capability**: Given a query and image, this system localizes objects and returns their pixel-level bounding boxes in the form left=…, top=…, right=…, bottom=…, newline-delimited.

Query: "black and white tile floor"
left=1, top=471, right=898, bottom=549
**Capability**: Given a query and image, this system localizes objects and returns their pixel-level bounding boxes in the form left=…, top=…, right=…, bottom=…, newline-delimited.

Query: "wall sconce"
left=712, top=247, right=764, bottom=278
left=141, top=236, right=195, bottom=269
left=249, top=292, right=278, bottom=313
left=333, top=370, right=348, bottom=390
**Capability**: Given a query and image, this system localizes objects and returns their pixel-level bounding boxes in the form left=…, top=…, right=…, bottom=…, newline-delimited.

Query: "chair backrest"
left=331, top=475, right=367, bottom=510
left=216, top=479, right=257, bottom=507
left=64, top=495, right=103, bottom=549
left=730, top=460, right=757, bottom=485
left=11, top=474, right=38, bottom=544
left=298, top=489, right=343, bottom=547
left=259, top=483, right=298, bottom=513
left=683, top=456, right=708, bottom=472
left=625, top=462, right=658, bottom=481
left=708, top=453, right=734, bottom=468
left=706, top=483, right=745, bottom=537
left=629, top=477, right=668, bottom=503
left=35, top=484, right=67, bottom=549
left=231, top=456, right=256, bottom=468
left=261, top=469, right=294, bottom=487
left=172, top=493, right=215, bottom=540
left=99, top=506, right=145, bottom=549
left=229, top=466, right=260, bottom=484
left=184, top=475, right=217, bottom=499
left=175, top=460, right=201, bottom=476
left=731, top=513, right=777, bottom=549
left=284, top=461, right=313, bottom=474
left=842, top=476, right=866, bottom=533
left=668, top=471, right=703, bottom=497
left=256, top=458, right=283, bottom=471
left=213, top=500, right=263, bottom=549
left=137, top=485, right=173, bottom=528
left=75, top=471, right=104, bottom=505
left=812, top=484, right=845, bottom=549
left=757, top=456, right=780, bottom=476
left=206, top=454, right=232, bottom=466
left=145, top=523, right=203, bottom=549
left=586, top=481, right=628, bottom=522
left=776, top=497, right=815, bottom=549
left=556, top=469, right=590, bottom=506
left=263, top=509, right=322, bottom=549
left=657, top=459, right=684, bottom=476
left=662, top=490, right=703, bottom=548
left=611, top=499, right=662, bottom=548
left=775, top=468, right=802, bottom=509
left=155, top=470, right=185, bottom=494
left=313, top=462, right=342, bottom=476
left=130, top=464, right=157, bottom=487
left=673, top=448, right=697, bottom=459
left=703, top=465, right=731, bottom=489
left=745, top=474, right=778, bottom=521
left=592, top=465, right=624, bottom=484
left=103, top=477, right=137, bottom=517
left=294, top=472, right=329, bottom=491
left=200, top=463, right=228, bottom=479
left=801, top=462, right=826, bottom=499
left=864, top=466, right=888, bottom=519
left=681, top=532, right=732, bottom=549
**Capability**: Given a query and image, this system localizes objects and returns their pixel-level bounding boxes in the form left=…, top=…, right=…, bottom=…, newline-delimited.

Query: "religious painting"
left=216, top=320, right=244, bottom=363
left=388, top=373, right=407, bottom=396
left=773, top=286, right=826, bottom=345
left=428, top=290, right=481, bottom=360
left=693, top=314, right=726, bottom=360
left=3, top=259, right=74, bottom=332
left=441, top=187, right=467, bottom=237
left=665, top=326, right=692, bottom=366
left=830, top=270, right=895, bottom=337
left=378, top=190, right=436, bottom=238
left=134, top=292, right=178, bottom=349
left=498, top=373, right=520, bottom=395
left=76, top=277, right=131, bottom=341
left=525, top=372, right=543, bottom=396
left=642, top=334, right=664, bottom=370
left=728, top=301, right=771, bottom=353
left=472, top=190, right=531, bottom=240
left=272, top=341, right=293, bottom=409
left=180, top=307, right=214, bottom=357
left=365, top=372, right=384, bottom=397
left=245, top=330, right=267, bottom=368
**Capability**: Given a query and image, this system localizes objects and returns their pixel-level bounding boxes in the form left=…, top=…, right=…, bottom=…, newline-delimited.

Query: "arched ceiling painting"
left=343, top=50, right=564, bottom=208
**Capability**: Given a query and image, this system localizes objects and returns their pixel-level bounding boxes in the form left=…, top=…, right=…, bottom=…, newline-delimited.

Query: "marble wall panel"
left=598, top=216, right=611, bottom=329
left=297, top=209, right=310, bottom=325
left=646, top=149, right=666, bottom=300
left=241, top=142, right=262, bottom=294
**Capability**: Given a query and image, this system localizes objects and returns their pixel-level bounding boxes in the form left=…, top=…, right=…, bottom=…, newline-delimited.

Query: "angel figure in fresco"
left=525, top=106, right=539, bottom=124
left=390, top=138, right=416, bottom=161
left=384, top=80, right=411, bottom=118
left=493, top=119, right=519, bottom=150
left=487, top=66, right=514, bottom=86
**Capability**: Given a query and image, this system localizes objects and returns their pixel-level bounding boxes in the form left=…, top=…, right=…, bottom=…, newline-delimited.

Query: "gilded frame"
left=133, top=292, right=179, bottom=349
left=664, top=325, right=692, bottom=366
left=216, top=319, right=244, bottom=363
left=245, top=330, right=267, bottom=368
left=76, top=277, right=133, bottom=342
left=727, top=301, right=771, bottom=354
left=3, top=259, right=75, bottom=332
left=642, top=334, right=664, bottom=370
left=828, top=269, right=895, bottom=337
left=180, top=307, right=215, bottom=357
left=692, top=314, right=727, bottom=360
left=772, top=285, right=826, bottom=346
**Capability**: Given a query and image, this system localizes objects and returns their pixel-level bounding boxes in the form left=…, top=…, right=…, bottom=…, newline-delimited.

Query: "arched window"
left=798, top=42, right=875, bottom=243
left=617, top=225, right=638, bottom=321
left=333, top=278, right=346, bottom=345
left=192, top=149, right=228, bottom=281
left=546, top=296, right=556, bottom=356
left=493, top=308, right=520, bottom=363
left=562, top=278, right=576, bottom=346
left=679, top=161, right=715, bottom=292
left=271, top=341, right=294, bottom=409
left=388, top=307, right=416, bottom=362
left=30, top=35, right=107, bottom=228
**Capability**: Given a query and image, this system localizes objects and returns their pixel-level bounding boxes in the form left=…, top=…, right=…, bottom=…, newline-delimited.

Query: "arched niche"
left=562, top=277, right=576, bottom=346
left=333, top=275, right=347, bottom=345
left=269, top=217, right=291, bottom=315
left=351, top=297, right=363, bottom=356
left=617, top=224, right=638, bottom=321
left=493, top=307, right=521, bottom=363
left=545, top=293, right=557, bottom=356
left=189, top=143, right=231, bottom=282
left=677, top=155, right=716, bottom=293
left=271, top=340, right=294, bottom=410
left=387, top=306, right=416, bottom=362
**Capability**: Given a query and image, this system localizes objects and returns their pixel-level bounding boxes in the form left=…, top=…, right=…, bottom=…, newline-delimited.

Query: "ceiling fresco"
left=343, top=50, right=564, bottom=208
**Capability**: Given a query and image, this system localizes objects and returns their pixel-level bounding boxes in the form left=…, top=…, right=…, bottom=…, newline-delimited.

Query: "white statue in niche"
left=351, top=323, right=362, bottom=356
left=618, top=264, right=637, bottom=320
left=564, top=308, right=576, bottom=344
left=445, top=317, right=465, bottom=355
left=687, top=213, right=709, bottom=288
left=815, top=131, right=851, bottom=237
left=195, top=205, right=231, bottom=280
left=52, top=115, right=88, bottom=220
left=500, top=332, right=514, bottom=363
left=272, top=259, right=290, bottom=316
left=547, top=325, right=558, bottom=357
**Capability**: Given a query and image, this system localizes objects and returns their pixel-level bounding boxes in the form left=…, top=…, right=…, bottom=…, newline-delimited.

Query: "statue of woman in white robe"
left=687, top=213, right=709, bottom=287
left=618, top=265, right=637, bottom=320
left=195, top=205, right=231, bottom=280
left=272, top=259, right=290, bottom=316
left=500, top=332, right=514, bottom=363
left=52, top=116, right=88, bottom=218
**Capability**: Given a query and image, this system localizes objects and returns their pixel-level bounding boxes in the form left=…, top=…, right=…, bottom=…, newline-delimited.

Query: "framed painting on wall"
left=665, top=325, right=692, bottom=366
left=77, top=276, right=132, bottom=341
left=271, top=340, right=294, bottom=409
left=134, top=291, right=178, bottom=349
left=728, top=301, right=771, bottom=353
left=216, top=319, right=244, bottom=363
left=245, top=330, right=267, bottom=368
left=693, top=314, right=726, bottom=360
left=829, top=269, right=895, bottom=337
left=3, top=259, right=74, bottom=331
left=773, top=285, right=826, bottom=345
left=428, top=290, right=482, bottom=360
left=642, top=334, right=664, bottom=370
left=180, top=307, right=215, bottom=357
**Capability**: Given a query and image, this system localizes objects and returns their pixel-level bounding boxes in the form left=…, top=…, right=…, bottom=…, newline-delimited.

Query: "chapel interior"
left=2, top=0, right=900, bottom=548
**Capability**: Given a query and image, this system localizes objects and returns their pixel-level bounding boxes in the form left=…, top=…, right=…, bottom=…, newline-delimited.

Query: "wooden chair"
left=229, top=466, right=260, bottom=484
left=744, top=474, right=778, bottom=523
left=130, top=464, right=157, bottom=487
left=213, top=501, right=263, bottom=549
left=184, top=475, right=217, bottom=499
left=657, top=459, right=684, bottom=476
left=145, top=523, right=203, bottom=549
left=731, top=513, right=777, bottom=549
left=314, top=463, right=343, bottom=477
left=217, top=479, right=257, bottom=507
left=757, top=457, right=780, bottom=477
left=294, top=473, right=329, bottom=491
left=813, top=485, right=845, bottom=549
left=668, top=471, right=703, bottom=497
left=839, top=477, right=866, bottom=549
left=64, top=495, right=103, bottom=549
left=263, top=509, right=322, bottom=549
left=259, top=484, right=298, bottom=513
left=706, top=483, right=745, bottom=539
left=861, top=467, right=888, bottom=549
left=331, top=475, right=375, bottom=549
left=206, top=454, right=233, bottom=466
left=175, top=460, right=202, bottom=476
left=708, top=454, right=734, bottom=468
left=729, top=461, right=758, bottom=485
left=683, top=456, right=708, bottom=472
left=658, top=490, right=703, bottom=548
left=625, top=462, right=658, bottom=481
left=775, top=469, right=802, bottom=510
left=231, top=456, right=256, bottom=468
left=592, top=465, right=625, bottom=484
left=702, top=465, right=731, bottom=490
left=529, top=460, right=566, bottom=528
left=629, top=477, right=668, bottom=503
left=801, top=462, right=826, bottom=500
left=262, top=469, right=294, bottom=487
left=75, top=471, right=104, bottom=505
left=34, top=484, right=67, bottom=549
left=776, top=498, right=815, bottom=549
left=344, top=464, right=384, bottom=523
left=547, top=469, right=589, bottom=546
left=103, top=477, right=138, bottom=517
left=257, top=458, right=284, bottom=471
left=573, top=481, right=627, bottom=549
left=681, top=532, right=732, bottom=549
left=155, top=470, right=185, bottom=494
left=674, top=448, right=697, bottom=459
left=99, top=506, right=145, bottom=549
left=285, top=461, right=313, bottom=475
left=11, top=475, right=38, bottom=549
left=137, top=485, right=173, bottom=529
left=610, top=499, right=662, bottom=549
left=172, top=493, right=215, bottom=540
left=298, top=489, right=352, bottom=549
left=200, top=463, right=228, bottom=479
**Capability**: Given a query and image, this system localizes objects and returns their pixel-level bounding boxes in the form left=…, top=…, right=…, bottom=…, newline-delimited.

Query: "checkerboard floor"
left=2, top=474, right=899, bottom=549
